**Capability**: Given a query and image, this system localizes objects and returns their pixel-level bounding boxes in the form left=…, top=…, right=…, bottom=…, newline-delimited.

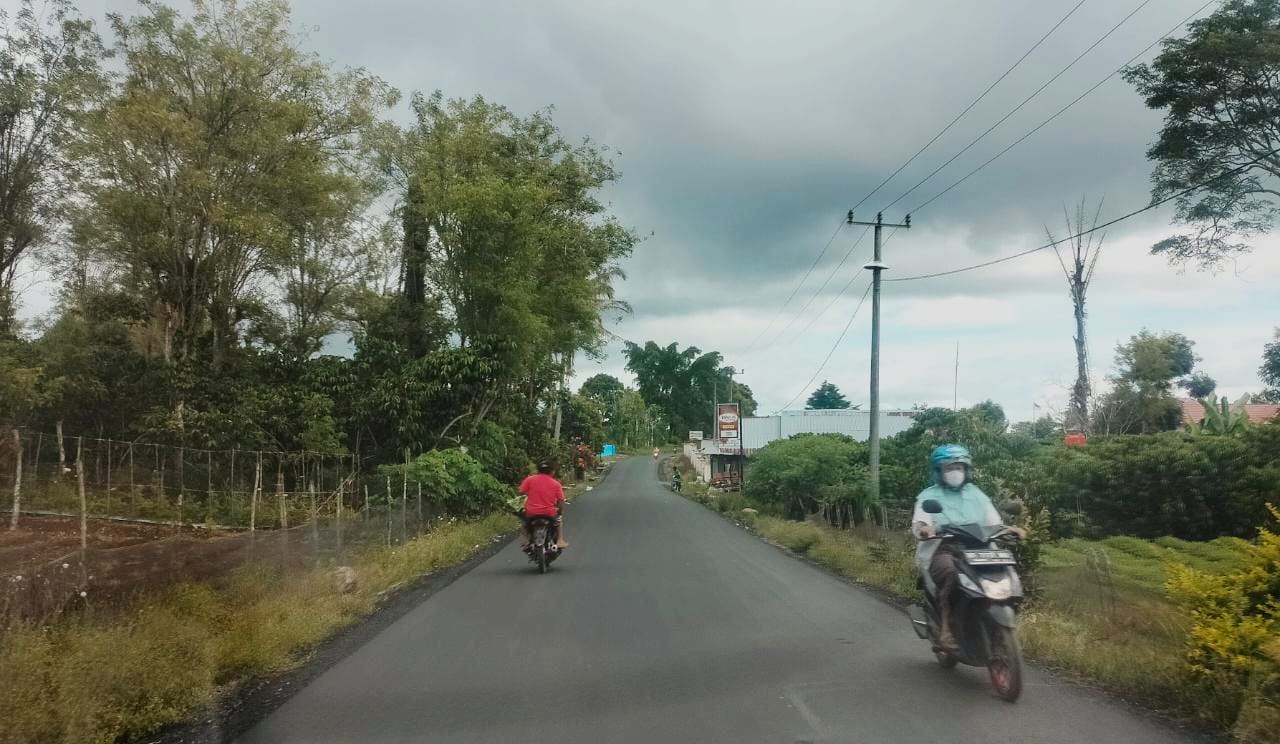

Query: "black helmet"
left=536, top=460, right=554, bottom=474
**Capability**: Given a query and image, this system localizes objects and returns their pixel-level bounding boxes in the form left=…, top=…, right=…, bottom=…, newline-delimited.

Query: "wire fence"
left=0, top=428, right=454, bottom=626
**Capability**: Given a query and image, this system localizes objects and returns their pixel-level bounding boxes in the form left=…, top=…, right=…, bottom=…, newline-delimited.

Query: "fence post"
left=128, top=443, right=135, bottom=513
left=276, top=458, right=287, bottom=530
left=385, top=476, right=392, bottom=547
left=207, top=449, right=214, bottom=527
left=176, top=446, right=184, bottom=529
left=416, top=481, right=423, bottom=528
left=105, top=439, right=112, bottom=516
left=32, top=431, right=42, bottom=484
left=308, top=478, right=319, bottom=549
left=77, top=437, right=87, bottom=550
left=400, top=459, right=408, bottom=544
left=250, top=453, right=261, bottom=533
left=9, top=428, right=22, bottom=531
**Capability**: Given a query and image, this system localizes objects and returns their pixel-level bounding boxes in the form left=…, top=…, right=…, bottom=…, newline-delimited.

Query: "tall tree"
left=1124, top=0, right=1280, bottom=268
left=74, top=0, right=395, bottom=368
left=806, top=380, right=852, bottom=410
left=0, top=0, right=106, bottom=335
left=1261, top=327, right=1280, bottom=401
left=623, top=340, right=749, bottom=438
left=1180, top=371, right=1218, bottom=400
left=1099, top=330, right=1200, bottom=433
left=1045, top=198, right=1105, bottom=433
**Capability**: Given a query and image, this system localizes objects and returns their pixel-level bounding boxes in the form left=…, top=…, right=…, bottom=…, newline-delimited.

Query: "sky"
left=10, top=0, right=1280, bottom=422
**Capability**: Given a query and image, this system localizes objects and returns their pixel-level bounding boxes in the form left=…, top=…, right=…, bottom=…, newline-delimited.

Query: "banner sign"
left=689, top=430, right=703, bottom=441
left=717, top=403, right=740, bottom=441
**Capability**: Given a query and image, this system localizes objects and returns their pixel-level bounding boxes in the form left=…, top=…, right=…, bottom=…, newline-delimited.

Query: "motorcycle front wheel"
left=536, top=544, right=548, bottom=574
left=987, top=625, right=1023, bottom=702
left=934, top=648, right=958, bottom=669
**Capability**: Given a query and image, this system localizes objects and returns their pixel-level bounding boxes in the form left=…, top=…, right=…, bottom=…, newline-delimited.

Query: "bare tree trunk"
left=9, top=428, right=22, bottom=531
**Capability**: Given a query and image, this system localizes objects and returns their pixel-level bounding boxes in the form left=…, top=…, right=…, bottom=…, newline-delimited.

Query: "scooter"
left=907, top=498, right=1025, bottom=702
left=521, top=515, right=562, bottom=574
left=670, top=475, right=682, bottom=493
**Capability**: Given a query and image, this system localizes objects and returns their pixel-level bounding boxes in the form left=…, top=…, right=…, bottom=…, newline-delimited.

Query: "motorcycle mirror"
left=921, top=499, right=943, bottom=514
left=1002, top=499, right=1025, bottom=517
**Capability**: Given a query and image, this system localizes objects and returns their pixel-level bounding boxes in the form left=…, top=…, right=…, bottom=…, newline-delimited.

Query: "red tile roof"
left=1180, top=399, right=1280, bottom=425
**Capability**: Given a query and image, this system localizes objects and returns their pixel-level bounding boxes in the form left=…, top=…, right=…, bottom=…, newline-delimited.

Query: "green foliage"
left=1190, top=398, right=1253, bottom=436
left=1124, top=0, right=1280, bottom=268
left=1180, top=372, right=1218, bottom=400
left=562, top=393, right=606, bottom=451
left=805, top=380, right=853, bottom=410
left=1262, top=328, right=1280, bottom=402
left=1165, top=505, right=1280, bottom=735
left=622, top=340, right=753, bottom=439
left=745, top=434, right=868, bottom=519
left=1097, top=330, right=1201, bottom=434
left=388, top=449, right=508, bottom=518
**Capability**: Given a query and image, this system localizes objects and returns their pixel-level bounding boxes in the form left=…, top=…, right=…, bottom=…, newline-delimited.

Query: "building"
left=682, top=408, right=918, bottom=484
left=1179, top=399, right=1280, bottom=427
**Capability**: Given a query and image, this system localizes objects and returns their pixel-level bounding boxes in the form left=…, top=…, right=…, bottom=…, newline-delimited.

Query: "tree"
left=1011, top=416, right=1063, bottom=441
left=1262, top=328, right=1280, bottom=401
left=1124, top=0, right=1280, bottom=268
left=806, top=380, right=852, bottom=410
left=1104, top=330, right=1199, bottom=433
left=0, top=0, right=106, bottom=335
left=622, top=340, right=750, bottom=439
left=74, top=0, right=395, bottom=368
left=1180, top=371, right=1218, bottom=400
left=1046, top=198, right=1105, bottom=432
left=744, top=433, right=868, bottom=520
left=580, top=373, right=625, bottom=408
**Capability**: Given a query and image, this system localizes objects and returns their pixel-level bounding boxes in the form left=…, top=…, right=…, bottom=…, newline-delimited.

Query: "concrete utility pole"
left=847, top=210, right=911, bottom=503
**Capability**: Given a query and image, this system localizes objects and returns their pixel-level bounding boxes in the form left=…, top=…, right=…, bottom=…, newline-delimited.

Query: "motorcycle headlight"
left=982, top=576, right=1013, bottom=600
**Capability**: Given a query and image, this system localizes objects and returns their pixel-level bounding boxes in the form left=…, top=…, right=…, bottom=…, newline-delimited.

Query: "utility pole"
left=847, top=210, right=911, bottom=503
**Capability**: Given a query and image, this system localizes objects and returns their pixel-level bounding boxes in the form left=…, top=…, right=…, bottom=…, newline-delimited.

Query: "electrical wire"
left=759, top=225, right=872, bottom=348
left=850, top=0, right=1088, bottom=215
left=887, top=144, right=1280, bottom=282
left=907, top=0, right=1222, bottom=216
left=775, top=282, right=874, bottom=413
left=880, top=0, right=1155, bottom=213
left=743, top=218, right=846, bottom=354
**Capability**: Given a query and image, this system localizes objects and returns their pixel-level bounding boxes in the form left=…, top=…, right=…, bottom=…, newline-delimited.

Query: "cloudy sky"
left=14, top=0, right=1280, bottom=421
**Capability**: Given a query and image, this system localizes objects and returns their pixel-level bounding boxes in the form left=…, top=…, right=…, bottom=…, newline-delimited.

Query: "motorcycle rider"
left=671, top=468, right=682, bottom=492
left=912, top=444, right=1024, bottom=651
left=519, top=461, right=569, bottom=549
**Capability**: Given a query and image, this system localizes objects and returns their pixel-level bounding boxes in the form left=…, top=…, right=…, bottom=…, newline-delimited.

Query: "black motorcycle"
left=522, top=515, right=562, bottom=574
left=907, top=499, right=1025, bottom=702
left=670, top=475, right=682, bottom=493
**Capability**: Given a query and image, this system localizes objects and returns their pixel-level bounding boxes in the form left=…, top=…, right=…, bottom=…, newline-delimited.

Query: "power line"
left=776, top=282, right=874, bottom=413
left=880, top=0, right=1155, bottom=213
left=908, top=0, right=1222, bottom=215
left=887, top=144, right=1280, bottom=282
left=849, top=0, right=1088, bottom=215
left=749, top=5, right=1086, bottom=355
left=794, top=227, right=901, bottom=341
left=760, top=225, right=872, bottom=348
left=743, top=219, right=846, bottom=354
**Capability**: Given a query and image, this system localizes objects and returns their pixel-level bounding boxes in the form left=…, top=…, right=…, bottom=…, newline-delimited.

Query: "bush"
left=386, top=449, right=508, bottom=517
left=745, top=434, right=867, bottom=518
left=1165, top=504, right=1280, bottom=734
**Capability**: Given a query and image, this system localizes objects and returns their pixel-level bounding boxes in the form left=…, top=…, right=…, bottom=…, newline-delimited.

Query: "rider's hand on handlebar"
left=916, top=523, right=937, bottom=539
left=1007, top=526, right=1028, bottom=540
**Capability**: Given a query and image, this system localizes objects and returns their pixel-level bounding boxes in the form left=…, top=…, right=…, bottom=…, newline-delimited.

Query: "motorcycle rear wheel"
left=987, top=625, right=1023, bottom=702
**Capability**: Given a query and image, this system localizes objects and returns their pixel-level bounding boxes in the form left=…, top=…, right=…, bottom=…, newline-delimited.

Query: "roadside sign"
left=689, top=430, right=703, bottom=441
left=717, top=403, right=740, bottom=441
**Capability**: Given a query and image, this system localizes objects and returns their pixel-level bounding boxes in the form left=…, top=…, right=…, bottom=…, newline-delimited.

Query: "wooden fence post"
left=250, top=453, right=261, bottom=533
left=207, top=449, right=214, bottom=526
left=308, top=478, right=319, bottom=548
left=176, top=446, right=185, bottom=529
left=77, top=437, right=87, bottom=550
left=9, top=428, right=22, bottom=531
left=128, top=443, right=135, bottom=513
left=277, top=458, right=287, bottom=530
left=385, top=475, right=392, bottom=546
left=105, top=439, right=112, bottom=516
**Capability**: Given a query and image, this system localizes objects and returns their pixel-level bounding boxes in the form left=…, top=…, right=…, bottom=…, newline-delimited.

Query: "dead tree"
left=1047, top=198, right=1106, bottom=435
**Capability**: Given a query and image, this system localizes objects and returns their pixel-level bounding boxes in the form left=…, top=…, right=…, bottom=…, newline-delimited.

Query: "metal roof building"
left=741, top=409, right=917, bottom=453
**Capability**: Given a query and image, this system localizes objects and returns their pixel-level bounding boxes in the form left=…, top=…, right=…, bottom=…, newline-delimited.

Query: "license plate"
left=963, top=549, right=1016, bottom=565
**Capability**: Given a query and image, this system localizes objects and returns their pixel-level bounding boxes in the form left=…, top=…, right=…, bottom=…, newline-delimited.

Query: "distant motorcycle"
left=521, top=515, right=562, bottom=574
left=670, top=476, right=682, bottom=493
left=907, top=498, right=1025, bottom=702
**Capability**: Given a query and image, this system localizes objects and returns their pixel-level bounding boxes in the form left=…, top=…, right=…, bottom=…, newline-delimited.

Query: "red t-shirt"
left=519, top=473, right=565, bottom=517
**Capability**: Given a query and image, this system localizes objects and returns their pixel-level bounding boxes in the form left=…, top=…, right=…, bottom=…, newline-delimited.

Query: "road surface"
left=239, top=455, right=1204, bottom=744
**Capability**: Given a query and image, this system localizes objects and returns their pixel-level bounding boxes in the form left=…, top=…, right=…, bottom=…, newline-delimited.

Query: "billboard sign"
left=689, top=430, right=703, bottom=442
left=717, top=402, right=740, bottom=441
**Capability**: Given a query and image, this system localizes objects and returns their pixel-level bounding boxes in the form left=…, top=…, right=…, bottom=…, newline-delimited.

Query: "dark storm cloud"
left=42, top=0, right=1212, bottom=313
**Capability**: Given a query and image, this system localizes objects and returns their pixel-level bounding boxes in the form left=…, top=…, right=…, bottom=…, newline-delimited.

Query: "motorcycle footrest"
left=907, top=605, right=930, bottom=640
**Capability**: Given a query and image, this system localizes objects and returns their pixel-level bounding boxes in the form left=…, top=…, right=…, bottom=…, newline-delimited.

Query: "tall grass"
left=0, top=512, right=515, bottom=744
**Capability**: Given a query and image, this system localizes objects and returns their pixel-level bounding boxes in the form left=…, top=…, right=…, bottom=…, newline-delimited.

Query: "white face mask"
left=942, top=469, right=966, bottom=488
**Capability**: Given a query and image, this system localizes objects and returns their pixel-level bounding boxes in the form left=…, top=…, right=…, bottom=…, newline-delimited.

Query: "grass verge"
left=0, top=511, right=516, bottom=744
left=683, top=489, right=1259, bottom=736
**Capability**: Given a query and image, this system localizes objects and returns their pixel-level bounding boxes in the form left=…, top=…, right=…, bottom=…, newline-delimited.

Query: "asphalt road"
left=238, top=455, right=1205, bottom=744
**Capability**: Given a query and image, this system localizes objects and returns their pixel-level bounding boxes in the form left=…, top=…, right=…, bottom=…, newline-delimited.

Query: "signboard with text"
left=717, top=402, right=740, bottom=442
left=689, top=430, right=703, bottom=442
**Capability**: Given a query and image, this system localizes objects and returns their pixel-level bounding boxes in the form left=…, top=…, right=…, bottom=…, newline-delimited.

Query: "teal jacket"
left=912, top=482, right=1002, bottom=588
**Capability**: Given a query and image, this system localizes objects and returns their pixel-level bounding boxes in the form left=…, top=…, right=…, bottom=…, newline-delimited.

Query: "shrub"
left=745, top=434, right=867, bottom=518
left=386, top=448, right=508, bottom=517
left=1166, top=505, right=1280, bottom=733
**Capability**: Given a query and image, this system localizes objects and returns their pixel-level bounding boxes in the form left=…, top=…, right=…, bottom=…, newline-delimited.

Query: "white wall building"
left=742, top=409, right=917, bottom=453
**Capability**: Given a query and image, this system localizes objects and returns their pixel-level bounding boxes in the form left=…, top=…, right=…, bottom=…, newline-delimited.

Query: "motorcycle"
left=521, top=515, right=562, bottom=574
left=670, top=476, right=682, bottom=493
left=907, top=498, right=1025, bottom=702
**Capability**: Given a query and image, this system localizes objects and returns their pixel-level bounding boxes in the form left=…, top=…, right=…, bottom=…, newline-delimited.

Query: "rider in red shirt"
left=519, top=461, right=569, bottom=548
